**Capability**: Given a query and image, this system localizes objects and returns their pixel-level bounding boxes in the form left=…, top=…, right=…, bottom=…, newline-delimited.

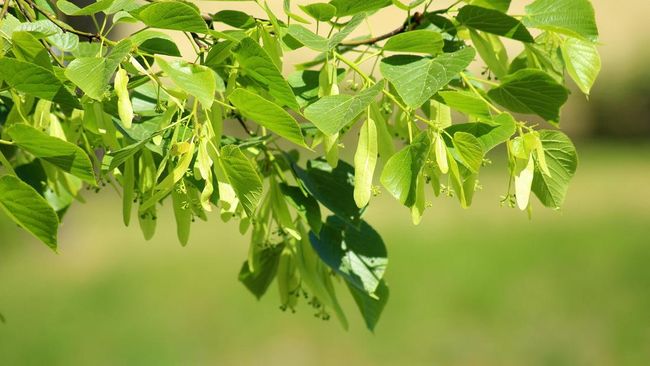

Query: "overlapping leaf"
left=380, top=47, right=476, bottom=108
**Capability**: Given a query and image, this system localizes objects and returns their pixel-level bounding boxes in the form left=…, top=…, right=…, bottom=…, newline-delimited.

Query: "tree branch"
left=340, top=12, right=423, bottom=47
left=23, top=0, right=99, bottom=40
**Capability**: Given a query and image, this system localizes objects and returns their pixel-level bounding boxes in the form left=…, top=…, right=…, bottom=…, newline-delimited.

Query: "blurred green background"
left=1, top=1, right=650, bottom=365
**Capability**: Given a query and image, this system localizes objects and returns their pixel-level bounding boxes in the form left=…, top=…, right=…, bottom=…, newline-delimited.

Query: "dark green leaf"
left=309, top=216, right=387, bottom=294
left=239, top=244, right=285, bottom=299
left=348, top=279, right=389, bottom=331
left=280, top=184, right=322, bottom=234
left=288, top=68, right=345, bottom=107
left=487, top=69, right=568, bottom=124
left=457, top=5, right=533, bottom=42
left=293, top=159, right=361, bottom=224
left=468, top=0, right=511, bottom=12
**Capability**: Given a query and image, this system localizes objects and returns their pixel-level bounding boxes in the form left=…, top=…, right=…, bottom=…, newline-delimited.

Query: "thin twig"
left=24, top=0, right=99, bottom=40
left=234, top=115, right=255, bottom=136
left=340, top=12, right=423, bottom=47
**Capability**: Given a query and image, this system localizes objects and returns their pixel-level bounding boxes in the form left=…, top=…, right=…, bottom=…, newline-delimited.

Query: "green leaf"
left=286, top=25, right=329, bottom=52
left=329, top=0, right=391, bottom=16
left=103, top=139, right=148, bottom=171
left=220, top=145, right=263, bottom=218
left=65, top=39, right=132, bottom=100
left=288, top=68, right=344, bottom=107
left=0, top=175, right=59, bottom=250
left=239, top=244, right=284, bottom=299
left=328, top=13, right=365, bottom=47
left=228, top=88, right=306, bottom=147
left=0, top=58, right=79, bottom=108
left=130, top=30, right=181, bottom=56
left=11, top=31, right=48, bottom=64
left=299, top=3, right=336, bottom=21
left=171, top=179, right=192, bottom=246
left=304, top=82, right=383, bottom=136
left=354, top=117, right=378, bottom=208
left=121, top=157, right=135, bottom=226
left=487, top=69, right=568, bottom=124
left=57, top=0, right=136, bottom=16
left=7, top=124, right=96, bottom=185
left=269, top=179, right=300, bottom=239
left=131, top=1, right=208, bottom=33
left=380, top=47, right=476, bottom=108
left=380, top=131, right=431, bottom=207
left=523, top=0, right=598, bottom=41
left=445, top=112, right=516, bottom=152
left=437, top=90, right=491, bottom=118
left=469, top=29, right=509, bottom=78
left=213, top=10, right=256, bottom=29
left=348, top=279, right=389, bottom=332
left=293, top=159, right=361, bottom=224
left=65, top=59, right=107, bottom=100
left=468, top=0, right=511, bottom=12
left=156, top=57, right=216, bottom=107
left=279, top=184, right=322, bottom=234
left=531, top=130, right=578, bottom=208
left=560, top=37, right=600, bottom=95
left=292, top=224, right=348, bottom=328
left=287, top=13, right=364, bottom=51
left=383, top=30, right=444, bottom=55
left=457, top=5, right=533, bottom=42
left=453, top=131, right=484, bottom=173
left=233, top=38, right=299, bottom=110
left=309, top=216, right=388, bottom=294
left=391, top=0, right=426, bottom=11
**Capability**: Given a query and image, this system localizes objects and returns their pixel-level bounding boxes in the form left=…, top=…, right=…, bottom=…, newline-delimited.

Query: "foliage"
left=0, top=0, right=600, bottom=330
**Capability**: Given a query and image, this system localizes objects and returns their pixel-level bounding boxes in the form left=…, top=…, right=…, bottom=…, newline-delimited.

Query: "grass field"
left=0, top=141, right=648, bottom=365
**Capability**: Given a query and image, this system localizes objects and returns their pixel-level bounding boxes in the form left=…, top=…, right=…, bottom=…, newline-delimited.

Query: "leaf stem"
left=459, top=72, right=502, bottom=114
left=334, top=52, right=433, bottom=127
left=212, top=98, right=237, bottom=111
